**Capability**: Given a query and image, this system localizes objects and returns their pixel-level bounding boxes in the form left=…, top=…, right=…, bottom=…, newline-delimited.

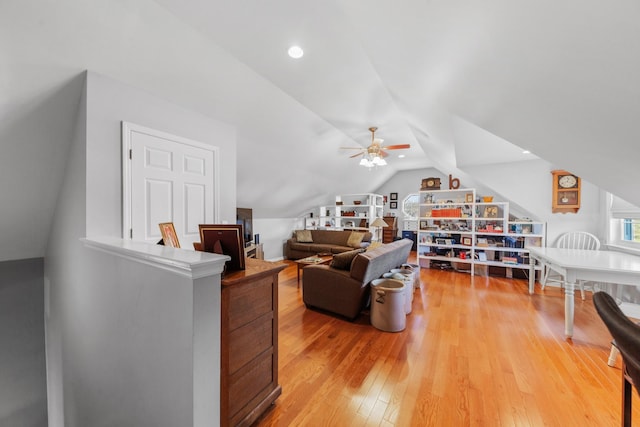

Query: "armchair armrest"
left=302, top=265, right=369, bottom=320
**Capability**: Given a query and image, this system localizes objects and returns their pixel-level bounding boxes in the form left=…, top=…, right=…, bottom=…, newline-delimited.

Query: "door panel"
left=123, top=122, right=217, bottom=247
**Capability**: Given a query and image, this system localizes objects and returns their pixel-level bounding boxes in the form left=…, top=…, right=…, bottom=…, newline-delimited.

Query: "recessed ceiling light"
left=398, top=154, right=406, bottom=158
left=287, top=46, right=304, bottom=59
left=522, top=150, right=531, bottom=154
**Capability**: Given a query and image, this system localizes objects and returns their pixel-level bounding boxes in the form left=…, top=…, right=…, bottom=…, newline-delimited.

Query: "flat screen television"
left=236, top=207, right=253, bottom=247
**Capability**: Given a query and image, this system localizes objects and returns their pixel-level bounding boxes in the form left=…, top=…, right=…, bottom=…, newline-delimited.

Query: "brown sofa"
left=302, top=239, right=413, bottom=320
left=284, top=229, right=372, bottom=260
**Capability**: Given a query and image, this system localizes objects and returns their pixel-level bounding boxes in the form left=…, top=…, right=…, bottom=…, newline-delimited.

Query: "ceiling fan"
left=341, top=127, right=411, bottom=167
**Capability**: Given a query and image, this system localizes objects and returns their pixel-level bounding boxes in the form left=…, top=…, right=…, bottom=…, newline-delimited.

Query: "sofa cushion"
left=311, top=230, right=350, bottom=246
left=295, top=229, right=313, bottom=243
left=330, top=249, right=363, bottom=270
left=366, top=241, right=383, bottom=251
left=289, top=242, right=313, bottom=252
left=347, top=232, right=366, bottom=248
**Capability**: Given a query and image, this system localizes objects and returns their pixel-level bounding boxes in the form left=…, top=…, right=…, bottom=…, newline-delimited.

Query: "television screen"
left=236, top=208, right=253, bottom=246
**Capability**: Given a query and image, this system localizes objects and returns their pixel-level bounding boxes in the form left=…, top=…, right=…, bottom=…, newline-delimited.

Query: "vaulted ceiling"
left=2, top=0, right=639, bottom=261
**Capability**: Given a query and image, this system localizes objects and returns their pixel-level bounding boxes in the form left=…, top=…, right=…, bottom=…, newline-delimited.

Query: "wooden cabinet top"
left=383, top=216, right=398, bottom=228
left=221, top=258, right=286, bottom=286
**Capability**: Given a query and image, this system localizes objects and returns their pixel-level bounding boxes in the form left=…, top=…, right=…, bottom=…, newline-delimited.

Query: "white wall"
left=45, top=72, right=236, bottom=426
left=375, top=161, right=604, bottom=248
left=253, top=218, right=299, bottom=261
left=375, top=168, right=442, bottom=237
left=85, top=71, right=237, bottom=238
left=462, top=159, right=604, bottom=245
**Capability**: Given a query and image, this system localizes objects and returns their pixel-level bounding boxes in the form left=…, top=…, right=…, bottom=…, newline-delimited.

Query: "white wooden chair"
left=541, top=231, right=601, bottom=300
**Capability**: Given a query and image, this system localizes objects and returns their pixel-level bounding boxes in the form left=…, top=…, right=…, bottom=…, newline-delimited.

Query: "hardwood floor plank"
left=254, top=254, right=640, bottom=426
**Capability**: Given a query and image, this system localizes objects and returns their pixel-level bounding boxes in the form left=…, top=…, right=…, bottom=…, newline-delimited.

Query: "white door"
left=122, top=122, right=219, bottom=247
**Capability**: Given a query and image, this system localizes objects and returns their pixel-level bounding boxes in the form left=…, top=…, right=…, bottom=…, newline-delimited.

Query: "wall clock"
left=551, top=170, right=581, bottom=213
left=421, top=177, right=441, bottom=190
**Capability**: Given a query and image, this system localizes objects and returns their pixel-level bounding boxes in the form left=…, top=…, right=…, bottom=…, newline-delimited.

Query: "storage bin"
left=370, top=279, right=406, bottom=332
left=390, top=269, right=414, bottom=314
left=402, top=263, right=422, bottom=289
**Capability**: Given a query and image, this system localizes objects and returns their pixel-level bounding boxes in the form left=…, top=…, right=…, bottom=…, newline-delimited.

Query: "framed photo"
left=465, top=193, right=474, bottom=203
left=390, top=201, right=398, bottom=209
left=198, top=224, right=245, bottom=272
left=483, top=205, right=499, bottom=218
left=419, top=220, right=428, bottom=230
left=159, top=222, right=180, bottom=248
left=462, top=236, right=472, bottom=246
left=390, top=192, right=398, bottom=201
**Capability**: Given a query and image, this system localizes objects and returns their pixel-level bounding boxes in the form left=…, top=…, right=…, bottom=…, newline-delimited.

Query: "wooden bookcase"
left=382, top=216, right=398, bottom=243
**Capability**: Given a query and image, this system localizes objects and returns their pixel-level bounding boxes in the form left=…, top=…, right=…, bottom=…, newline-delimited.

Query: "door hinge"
left=130, top=228, right=133, bottom=238
left=129, top=149, right=132, bottom=159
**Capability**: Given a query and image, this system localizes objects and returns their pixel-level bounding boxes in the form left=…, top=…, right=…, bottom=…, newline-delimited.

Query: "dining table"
left=527, top=246, right=640, bottom=338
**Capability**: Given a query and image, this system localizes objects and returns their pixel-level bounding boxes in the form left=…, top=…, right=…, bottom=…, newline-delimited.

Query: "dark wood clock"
left=421, top=177, right=441, bottom=190
left=551, top=170, right=581, bottom=213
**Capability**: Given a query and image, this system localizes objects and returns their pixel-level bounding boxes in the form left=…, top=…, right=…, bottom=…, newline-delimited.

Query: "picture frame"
left=390, top=201, right=398, bottom=209
left=462, top=236, right=472, bottom=246
left=483, top=205, right=499, bottom=218
left=159, top=222, right=180, bottom=248
left=465, top=193, right=474, bottom=203
left=390, top=192, right=398, bottom=201
left=198, top=224, right=245, bottom=272
left=419, top=220, right=428, bottom=230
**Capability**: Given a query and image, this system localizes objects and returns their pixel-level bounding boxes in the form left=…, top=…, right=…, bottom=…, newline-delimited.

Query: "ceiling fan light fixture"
left=372, top=156, right=386, bottom=166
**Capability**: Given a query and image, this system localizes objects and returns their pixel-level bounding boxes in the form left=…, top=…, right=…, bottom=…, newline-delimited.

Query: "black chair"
left=593, top=291, right=640, bottom=427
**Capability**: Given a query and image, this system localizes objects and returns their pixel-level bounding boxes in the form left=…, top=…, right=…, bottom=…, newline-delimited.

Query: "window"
left=608, top=193, right=640, bottom=249
left=402, top=193, right=419, bottom=218
left=623, top=219, right=640, bottom=243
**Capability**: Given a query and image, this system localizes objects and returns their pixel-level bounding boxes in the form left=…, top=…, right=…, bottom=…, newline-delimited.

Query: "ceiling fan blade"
left=340, top=147, right=365, bottom=150
left=381, top=144, right=411, bottom=150
left=380, top=150, right=389, bottom=158
left=350, top=152, right=364, bottom=158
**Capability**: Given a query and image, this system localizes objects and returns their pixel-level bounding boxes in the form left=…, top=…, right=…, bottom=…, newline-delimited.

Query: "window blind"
left=610, top=194, right=640, bottom=219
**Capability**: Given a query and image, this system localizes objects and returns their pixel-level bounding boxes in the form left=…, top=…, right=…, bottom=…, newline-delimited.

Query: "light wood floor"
left=255, top=253, right=640, bottom=426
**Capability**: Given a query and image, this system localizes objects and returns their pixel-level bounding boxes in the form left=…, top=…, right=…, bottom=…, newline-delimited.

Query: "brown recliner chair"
left=593, top=291, right=640, bottom=426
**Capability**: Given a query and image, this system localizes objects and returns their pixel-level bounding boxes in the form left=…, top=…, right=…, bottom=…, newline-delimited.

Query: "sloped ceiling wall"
left=1, top=0, right=639, bottom=261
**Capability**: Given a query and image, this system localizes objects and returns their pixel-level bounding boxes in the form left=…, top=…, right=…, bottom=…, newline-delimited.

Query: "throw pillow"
left=347, top=231, right=366, bottom=248
left=366, top=241, right=383, bottom=251
left=295, top=230, right=313, bottom=243
left=330, top=249, right=363, bottom=270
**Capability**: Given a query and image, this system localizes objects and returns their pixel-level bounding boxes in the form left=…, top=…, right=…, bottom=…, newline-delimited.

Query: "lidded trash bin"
left=370, top=279, right=406, bottom=332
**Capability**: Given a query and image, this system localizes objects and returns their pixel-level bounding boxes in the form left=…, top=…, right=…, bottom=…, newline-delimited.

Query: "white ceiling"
left=2, top=0, right=640, bottom=260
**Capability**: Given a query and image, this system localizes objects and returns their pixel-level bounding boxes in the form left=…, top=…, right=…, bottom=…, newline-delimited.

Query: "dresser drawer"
left=227, top=276, right=274, bottom=331
left=228, top=312, right=274, bottom=374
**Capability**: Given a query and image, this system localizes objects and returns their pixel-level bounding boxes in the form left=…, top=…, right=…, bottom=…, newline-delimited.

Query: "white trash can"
left=370, top=279, right=406, bottom=332
left=391, top=270, right=414, bottom=314
left=402, top=263, right=422, bottom=289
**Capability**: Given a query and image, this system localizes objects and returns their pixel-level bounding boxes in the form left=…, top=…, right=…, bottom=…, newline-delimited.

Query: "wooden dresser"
left=220, top=258, right=286, bottom=426
left=382, top=216, right=398, bottom=243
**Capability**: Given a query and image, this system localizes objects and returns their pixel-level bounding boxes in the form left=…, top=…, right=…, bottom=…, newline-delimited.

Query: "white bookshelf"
left=417, top=188, right=546, bottom=277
